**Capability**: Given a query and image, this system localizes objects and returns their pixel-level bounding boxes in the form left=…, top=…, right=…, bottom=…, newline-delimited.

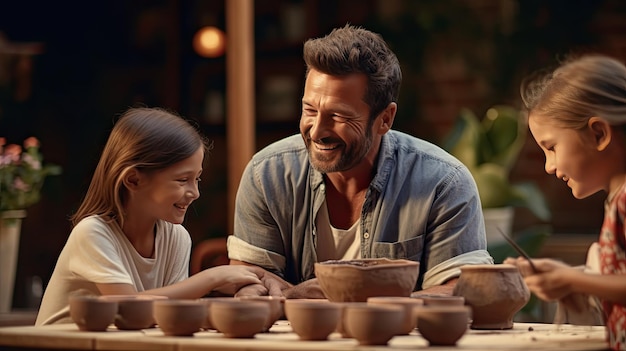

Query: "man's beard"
left=306, top=126, right=374, bottom=174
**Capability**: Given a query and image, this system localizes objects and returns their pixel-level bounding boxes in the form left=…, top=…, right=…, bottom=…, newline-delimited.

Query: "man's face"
left=299, top=69, right=375, bottom=173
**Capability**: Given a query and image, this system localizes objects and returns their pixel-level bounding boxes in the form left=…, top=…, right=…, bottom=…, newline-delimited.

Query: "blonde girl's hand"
left=207, top=265, right=262, bottom=295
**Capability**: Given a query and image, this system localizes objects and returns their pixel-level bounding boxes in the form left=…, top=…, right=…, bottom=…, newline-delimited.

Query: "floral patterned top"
left=600, top=183, right=626, bottom=350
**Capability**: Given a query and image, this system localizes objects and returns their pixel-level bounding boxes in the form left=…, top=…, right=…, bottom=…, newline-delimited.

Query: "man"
left=228, top=24, right=493, bottom=298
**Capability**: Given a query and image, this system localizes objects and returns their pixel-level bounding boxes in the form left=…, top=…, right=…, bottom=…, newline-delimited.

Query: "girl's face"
left=134, top=146, right=204, bottom=224
left=529, top=114, right=613, bottom=199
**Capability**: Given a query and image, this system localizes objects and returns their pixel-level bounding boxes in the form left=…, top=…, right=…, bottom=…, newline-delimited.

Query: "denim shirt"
left=228, top=131, right=492, bottom=290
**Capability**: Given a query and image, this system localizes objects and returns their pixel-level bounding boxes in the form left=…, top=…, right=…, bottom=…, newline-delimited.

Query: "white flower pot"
left=0, top=210, right=26, bottom=313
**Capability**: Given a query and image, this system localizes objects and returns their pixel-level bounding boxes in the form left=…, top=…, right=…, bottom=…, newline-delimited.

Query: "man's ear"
left=376, top=102, right=397, bottom=135
left=588, top=117, right=612, bottom=151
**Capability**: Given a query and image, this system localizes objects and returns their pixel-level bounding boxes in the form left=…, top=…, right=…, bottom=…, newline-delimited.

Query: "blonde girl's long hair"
left=520, top=54, right=626, bottom=130
left=71, top=107, right=209, bottom=228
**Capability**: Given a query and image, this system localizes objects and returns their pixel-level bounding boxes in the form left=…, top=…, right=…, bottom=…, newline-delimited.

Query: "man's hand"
left=411, top=278, right=458, bottom=296
left=282, top=278, right=326, bottom=299
left=230, top=260, right=293, bottom=297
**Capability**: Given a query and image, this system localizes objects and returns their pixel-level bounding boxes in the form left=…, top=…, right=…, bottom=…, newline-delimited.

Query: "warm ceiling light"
left=193, top=26, right=226, bottom=58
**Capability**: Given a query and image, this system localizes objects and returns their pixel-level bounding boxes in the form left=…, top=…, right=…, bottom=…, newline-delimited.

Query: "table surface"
left=0, top=320, right=609, bottom=351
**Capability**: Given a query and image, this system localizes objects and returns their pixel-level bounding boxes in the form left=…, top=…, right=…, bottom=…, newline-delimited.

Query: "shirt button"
left=363, top=232, right=370, bottom=239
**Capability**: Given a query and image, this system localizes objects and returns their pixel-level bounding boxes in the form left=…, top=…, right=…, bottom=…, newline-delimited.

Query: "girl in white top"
left=36, top=107, right=263, bottom=325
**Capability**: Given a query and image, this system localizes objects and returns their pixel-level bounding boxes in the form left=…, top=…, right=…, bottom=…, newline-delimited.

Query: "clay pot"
left=99, top=295, right=159, bottom=330
left=367, top=296, right=423, bottom=335
left=415, top=305, right=471, bottom=346
left=343, top=303, right=404, bottom=345
left=239, top=295, right=286, bottom=332
left=69, top=296, right=117, bottom=332
left=153, top=299, right=206, bottom=336
left=284, top=299, right=341, bottom=341
left=334, top=302, right=365, bottom=338
left=314, top=258, right=419, bottom=302
left=452, top=264, right=530, bottom=330
left=210, top=300, right=270, bottom=338
left=197, top=297, right=238, bottom=330
left=418, top=295, right=465, bottom=306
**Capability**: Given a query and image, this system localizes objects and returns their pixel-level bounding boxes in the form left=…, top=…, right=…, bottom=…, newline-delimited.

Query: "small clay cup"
left=69, top=295, right=118, bottom=331
left=284, top=299, right=341, bottom=341
left=239, top=295, right=286, bottom=332
left=153, top=299, right=206, bottom=336
left=197, top=297, right=238, bottom=330
left=367, top=296, right=424, bottom=335
left=420, top=295, right=465, bottom=306
left=414, top=305, right=471, bottom=346
left=343, top=303, right=404, bottom=345
left=99, top=295, right=159, bottom=330
left=210, top=299, right=270, bottom=338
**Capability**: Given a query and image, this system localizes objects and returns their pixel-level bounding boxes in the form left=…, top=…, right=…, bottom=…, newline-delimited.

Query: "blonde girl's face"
left=529, top=114, right=611, bottom=199
left=134, top=146, right=204, bottom=224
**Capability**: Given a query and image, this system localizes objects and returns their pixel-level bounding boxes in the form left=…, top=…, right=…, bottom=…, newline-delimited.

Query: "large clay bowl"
left=314, top=258, right=420, bottom=302
left=415, top=305, right=471, bottom=346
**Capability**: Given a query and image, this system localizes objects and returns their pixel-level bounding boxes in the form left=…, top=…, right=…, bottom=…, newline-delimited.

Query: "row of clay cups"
left=68, top=294, right=286, bottom=337
left=153, top=296, right=287, bottom=337
left=69, top=294, right=167, bottom=332
left=284, top=295, right=471, bottom=346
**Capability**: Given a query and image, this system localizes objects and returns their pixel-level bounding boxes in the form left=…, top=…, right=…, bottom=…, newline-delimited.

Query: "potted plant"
left=0, top=136, right=61, bottom=312
left=440, top=105, right=551, bottom=244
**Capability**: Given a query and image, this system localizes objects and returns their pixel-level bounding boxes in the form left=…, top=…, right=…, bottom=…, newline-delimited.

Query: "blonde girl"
left=36, top=107, right=263, bottom=325
left=505, top=55, right=626, bottom=350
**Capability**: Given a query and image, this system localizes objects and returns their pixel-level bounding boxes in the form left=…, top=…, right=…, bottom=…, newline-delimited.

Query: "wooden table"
left=0, top=320, right=609, bottom=351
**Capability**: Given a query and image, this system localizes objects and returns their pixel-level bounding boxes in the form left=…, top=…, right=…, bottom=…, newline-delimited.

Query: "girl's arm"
left=96, top=265, right=262, bottom=299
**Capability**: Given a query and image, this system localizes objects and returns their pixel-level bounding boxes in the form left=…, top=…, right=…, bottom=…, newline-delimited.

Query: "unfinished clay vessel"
left=284, top=299, right=341, bottom=340
left=314, top=258, right=419, bottom=302
left=452, top=264, right=530, bottom=329
left=415, top=305, right=471, bottom=346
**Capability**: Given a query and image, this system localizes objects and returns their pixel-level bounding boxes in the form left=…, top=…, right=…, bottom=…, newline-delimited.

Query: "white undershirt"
left=315, top=200, right=361, bottom=262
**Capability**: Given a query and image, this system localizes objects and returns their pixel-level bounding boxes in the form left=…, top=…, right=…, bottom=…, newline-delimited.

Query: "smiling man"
left=228, top=24, right=493, bottom=298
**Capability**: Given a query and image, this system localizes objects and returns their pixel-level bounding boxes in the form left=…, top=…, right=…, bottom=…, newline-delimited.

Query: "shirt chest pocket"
left=371, top=235, right=424, bottom=262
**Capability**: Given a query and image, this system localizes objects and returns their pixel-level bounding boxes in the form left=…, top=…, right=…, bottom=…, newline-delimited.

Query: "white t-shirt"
left=315, top=200, right=361, bottom=262
left=35, top=215, right=191, bottom=325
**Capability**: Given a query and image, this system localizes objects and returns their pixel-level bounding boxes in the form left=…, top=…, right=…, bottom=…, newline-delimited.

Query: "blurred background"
left=1, top=0, right=625, bottom=312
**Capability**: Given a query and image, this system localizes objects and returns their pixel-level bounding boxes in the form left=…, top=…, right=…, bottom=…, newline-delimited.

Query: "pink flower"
left=23, top=137, right=39, bottom=149
left=22, top=153, right=41, bottom=170
left=12, top=177, right=31, bottom=191
left=4, top=144, right=22, bottom=163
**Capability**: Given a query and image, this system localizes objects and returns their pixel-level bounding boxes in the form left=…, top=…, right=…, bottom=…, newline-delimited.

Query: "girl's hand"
left=208, top=265, right=262, bottom=295
left=524, top=264, right=580, bottom=301
left=504, top=257, right=578, bottom=301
